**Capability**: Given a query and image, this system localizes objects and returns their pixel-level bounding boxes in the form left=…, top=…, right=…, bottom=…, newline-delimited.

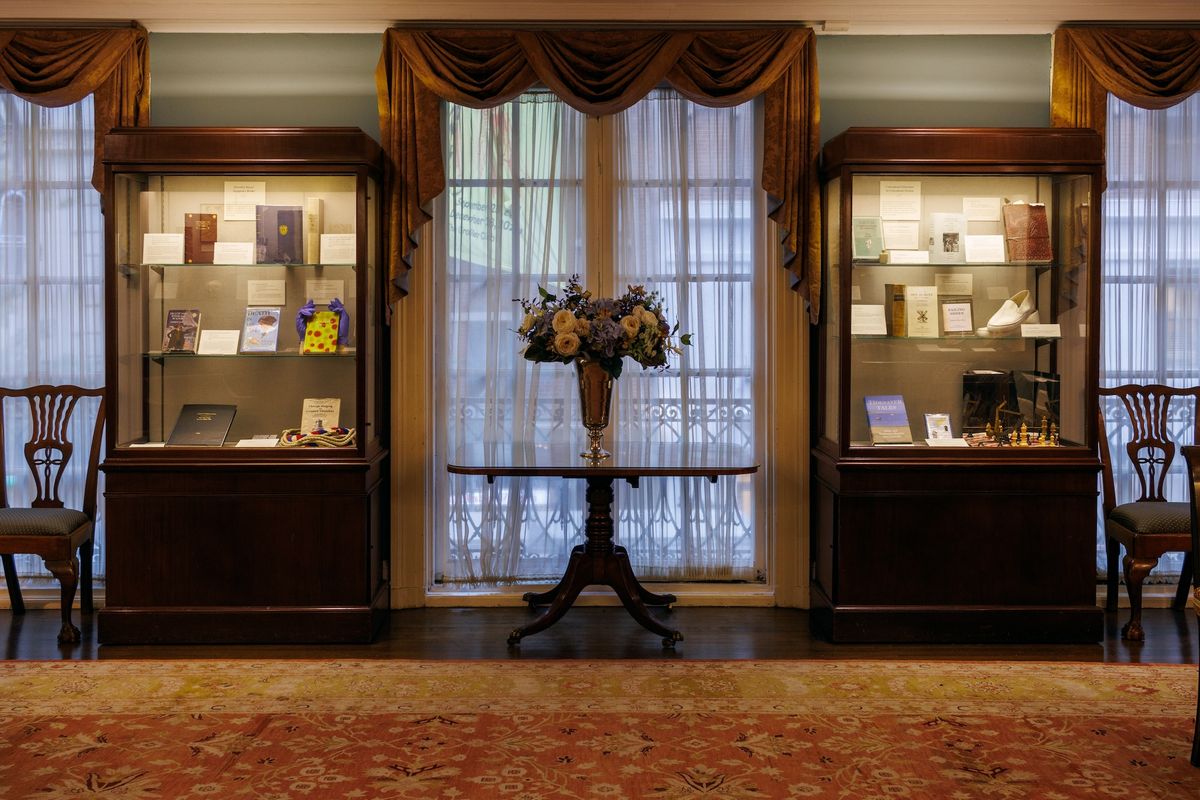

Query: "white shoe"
left=986, top=289, right=1035, bottom=335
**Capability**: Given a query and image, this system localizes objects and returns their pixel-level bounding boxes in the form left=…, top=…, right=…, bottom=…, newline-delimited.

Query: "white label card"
left=320, top=233, right=357, bottom=265
left=1021, top=323, right=1062, bottom=338
left=962, top=196, right=1003, bottom=221
left=142, top=233, right=184, bottom=265
left=213, top=241, right=255, bottom=265
left=878, top=180, right=922, bottom=220
left=196, top=329, right=241, bottom=355
left=223, top=181, right=266, bottom=221
left=306, top=279, right=345, bottom=305
left=964, top=234, right=1006, bottom=263
left=935, top=273, right=973, bottom=296
left=883, top=250, right=930, bottom=264
left=881, top=220, right=920, bottom=251
left=246, top=279, right=286, bottom=306
left=850, top=304, right=887, bottom=335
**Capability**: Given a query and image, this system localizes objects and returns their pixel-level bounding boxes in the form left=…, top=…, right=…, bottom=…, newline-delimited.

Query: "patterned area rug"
left=0, top=659, right=1197, bottom=798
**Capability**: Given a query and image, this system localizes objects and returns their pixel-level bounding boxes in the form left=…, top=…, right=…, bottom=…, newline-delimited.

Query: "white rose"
left=619, top=315, right=641, bottom=338
left=554, top=331, right=581, bottom=356
left=552, top=310, right=577, bottom=333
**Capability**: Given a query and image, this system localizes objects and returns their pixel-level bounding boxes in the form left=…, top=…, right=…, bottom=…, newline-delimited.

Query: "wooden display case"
left=97, top=128, right=389, bottom=644
left=812, top=128, right=1104, bottom=642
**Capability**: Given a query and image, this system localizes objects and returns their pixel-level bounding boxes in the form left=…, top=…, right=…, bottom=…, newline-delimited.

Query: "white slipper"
left=985, top=289, right=1035, bottom=335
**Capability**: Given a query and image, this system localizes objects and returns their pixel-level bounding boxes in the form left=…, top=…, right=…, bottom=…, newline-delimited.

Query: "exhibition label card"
left=1021, top=323, right=1062, bottom=338
left=963, top=196, right=1003, bottom=221
left=224, top=181, right=266, bottom=221
left=196, top=329, right=240, bottom=355
left=881, top=220, right=920, bottom=251
left=142, top=233, right=184, bottom=264
left=306, top=279, right=345, bottom=305
left=878, top=180, right=922, bottom=220
left=212, top=241, right=255, bottom=265
left=935, top=273, right=973, bottom=296
left=246, top=279, right=286, bottom=306
left=850, top=304, right=887, bottom=335
left=320, top=233, right=357, bottom=264
left=964, top=234, right=1006, bottom=263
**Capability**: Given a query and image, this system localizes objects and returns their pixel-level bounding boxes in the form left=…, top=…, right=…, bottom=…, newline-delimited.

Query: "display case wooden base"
left=98, top=452, right=388, bottom=644
left=811, top=449, right=1103, bottom=642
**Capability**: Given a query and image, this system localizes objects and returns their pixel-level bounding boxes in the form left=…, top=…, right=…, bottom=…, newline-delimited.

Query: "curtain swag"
left=376, top=27, right=822, bottom=319
left=1051, top=26, right=1200, bottom=137
left=0, top=25, right=151, bottom=193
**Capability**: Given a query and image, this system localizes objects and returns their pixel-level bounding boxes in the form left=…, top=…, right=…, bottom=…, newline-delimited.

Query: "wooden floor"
left=3, top=605, right=1199, bottom=662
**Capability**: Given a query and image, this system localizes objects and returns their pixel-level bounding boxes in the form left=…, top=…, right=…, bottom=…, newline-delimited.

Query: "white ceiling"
left=2, top=1, right=1199, bottom=35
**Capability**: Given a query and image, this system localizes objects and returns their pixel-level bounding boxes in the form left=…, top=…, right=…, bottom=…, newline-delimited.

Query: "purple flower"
left=588, top=317, right=623, bottom=358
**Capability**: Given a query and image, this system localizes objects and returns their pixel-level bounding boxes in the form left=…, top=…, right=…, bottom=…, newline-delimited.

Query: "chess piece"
left=985, top=422, right=994, bottom=440
left=1019, top=422, right=1029, bottom=446
left=1050, top=422, right=1059, bottom=446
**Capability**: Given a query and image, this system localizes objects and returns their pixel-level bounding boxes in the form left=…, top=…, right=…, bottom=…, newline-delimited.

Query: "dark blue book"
left=864, top=394, right=913, bottom=445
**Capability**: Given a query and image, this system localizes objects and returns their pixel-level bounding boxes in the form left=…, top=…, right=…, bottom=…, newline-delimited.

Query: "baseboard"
left=1097, top=584, right=1188, bottom=609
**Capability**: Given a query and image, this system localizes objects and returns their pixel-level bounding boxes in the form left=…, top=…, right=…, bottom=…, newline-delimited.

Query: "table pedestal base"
left=508, top=476, right=683, bottom=648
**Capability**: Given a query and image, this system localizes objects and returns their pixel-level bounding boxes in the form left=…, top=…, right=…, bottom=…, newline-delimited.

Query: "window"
left=1099, top=91, right=1200, bottom=579
left=431, top=89, right=763, bottom=588
left=0, top=92, right=106, bottom=585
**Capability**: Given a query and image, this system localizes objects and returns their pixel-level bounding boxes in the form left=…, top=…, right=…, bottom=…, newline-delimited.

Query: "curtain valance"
left=376, top=26, right=821, bottom=319
left=1051, top=26, right=1200, bottom=135
left=0, top=25, right=150, bottom=193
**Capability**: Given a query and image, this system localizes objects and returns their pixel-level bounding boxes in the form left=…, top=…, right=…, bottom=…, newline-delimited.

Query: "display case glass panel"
left=107, top=163, right=379, bottom=454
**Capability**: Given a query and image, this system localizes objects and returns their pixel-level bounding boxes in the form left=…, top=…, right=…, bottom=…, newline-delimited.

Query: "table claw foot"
left=662, top=631, right=683, bottom=649
left=507, top=628, right=524, bottom=646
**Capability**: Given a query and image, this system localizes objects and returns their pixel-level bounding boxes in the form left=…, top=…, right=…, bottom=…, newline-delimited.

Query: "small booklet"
left=301, top=309, right=341, bottom=354
left=241, top=307, right=281, bottom=352
left=161, top=309, right=201, bottom=353
left=166, top=404, right=236, bottom=447
left=255, top=204, right=303, bottom=264
left=864, top=394, right=913, bottom=445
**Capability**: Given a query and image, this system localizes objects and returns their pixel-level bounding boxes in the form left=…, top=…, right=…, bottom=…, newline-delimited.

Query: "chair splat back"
left=0, top=385, right=106, bottom=517
left=1101, top=384, right=1200, bottom=503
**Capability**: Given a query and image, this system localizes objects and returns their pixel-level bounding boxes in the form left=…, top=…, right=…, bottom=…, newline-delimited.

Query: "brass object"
left=575, top=358, right=613, bottom=461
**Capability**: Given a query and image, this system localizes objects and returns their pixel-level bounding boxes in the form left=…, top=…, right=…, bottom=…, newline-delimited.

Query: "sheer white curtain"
left=432, top=89, right=761, bottom=587
left=1099, top=91, right=1200, bottom=579
left=612, top=91, right=759, bottom=581
left=0, top=92, right=106, bottom=581
left=434, top=93, right=588, bottom=584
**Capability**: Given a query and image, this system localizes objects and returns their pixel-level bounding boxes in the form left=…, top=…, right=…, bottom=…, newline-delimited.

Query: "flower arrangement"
left=516, top=275, right=691, bottom=378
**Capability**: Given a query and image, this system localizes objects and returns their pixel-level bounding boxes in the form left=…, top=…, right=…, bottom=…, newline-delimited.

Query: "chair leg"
left=43, top=557, right=80, bottom=644
left=1105, top=536, right=1122, bottom=612
left=1, top=553, right=24, bottom=614
left=1172, top=550, right=1194, bottom=611
left=78, top=538, right=94, bottom=615
left=1121, top=554, right=1158, bottom=642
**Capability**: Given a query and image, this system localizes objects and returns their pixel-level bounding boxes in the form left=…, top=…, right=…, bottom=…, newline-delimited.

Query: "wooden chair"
left=1098, top=384, right=1200, bottom=641
left=1183, top=445, right=1200, bottom=767
left=0, top=385, right=105, bottom=643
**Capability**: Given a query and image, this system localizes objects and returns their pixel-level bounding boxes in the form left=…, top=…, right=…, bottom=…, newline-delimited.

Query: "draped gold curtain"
left=1051, top=26, right=1200, bottom=135
left=376, top=27, right=822, bottom=319
left=0, top=24, right=151, bottom=193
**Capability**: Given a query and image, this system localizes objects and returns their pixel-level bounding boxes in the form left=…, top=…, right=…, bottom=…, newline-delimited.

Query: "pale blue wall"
left=148, top=33, right=1053, bottom=143
left=149, top=34, right=383, bottom=139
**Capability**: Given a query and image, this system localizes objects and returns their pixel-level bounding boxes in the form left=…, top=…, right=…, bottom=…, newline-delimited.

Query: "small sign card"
left=196, top=329, right=240, bottom=355
left=964, top=234, right=1006, bottom=263
left=306, top=279, right=345, bottom=305
left=924, top=412, right=954, bottom=441
left=212, top=241, right=255, bottom=265
left=1021, top=323, right=1062, bottom=338
left=142, top=233, right=184, bottom=264
left=320, top=233, right=357, bottom=264
left=246, top=279, right=286, bottom=306
left=223, top=181, right=266, bottom=221
left=850, top=304, right=887, bottom=335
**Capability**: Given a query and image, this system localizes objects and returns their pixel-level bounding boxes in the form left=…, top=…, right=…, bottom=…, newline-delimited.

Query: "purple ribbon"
left=329, top=297, right=351, bottom=345
left=295, top=299, right=316, bottom=343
